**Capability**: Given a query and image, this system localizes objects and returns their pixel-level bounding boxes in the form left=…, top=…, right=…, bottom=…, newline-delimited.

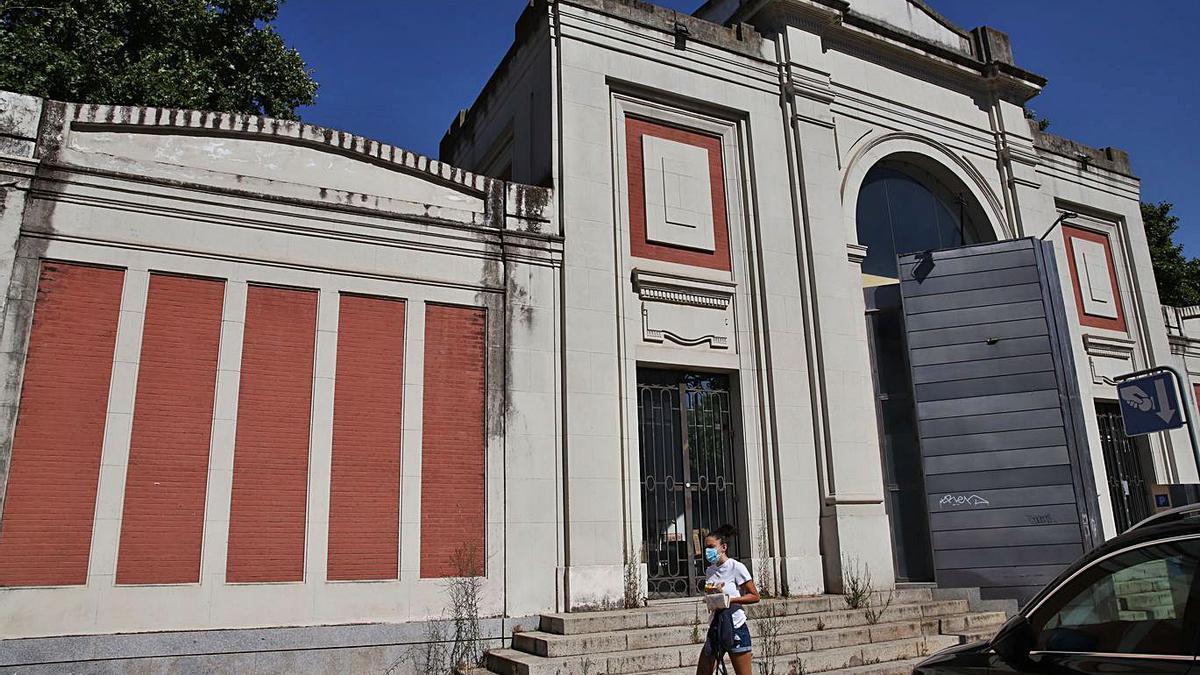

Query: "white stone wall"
left=1163, top=306, right=1200, bottom=482
left=0, top=99, right=562, bottom=638
left=549, top=2, right=833, bottom=604
left=1030, top=148, right=1200, bottom=521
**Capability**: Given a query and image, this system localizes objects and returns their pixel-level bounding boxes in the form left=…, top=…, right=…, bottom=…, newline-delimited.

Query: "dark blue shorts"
left=703, top=621, right=752, bottom=656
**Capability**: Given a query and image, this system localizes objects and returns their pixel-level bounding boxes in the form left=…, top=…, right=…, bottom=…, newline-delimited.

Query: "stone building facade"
left=440, top=0, right=1198, bottom=606
left=0, top=0, right=1196, bottom=670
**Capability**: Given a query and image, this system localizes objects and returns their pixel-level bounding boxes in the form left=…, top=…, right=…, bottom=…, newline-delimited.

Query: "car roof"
left=1127, top=502, right=1200, bottom=532
left=1020, top=511, right=1200, bottom=616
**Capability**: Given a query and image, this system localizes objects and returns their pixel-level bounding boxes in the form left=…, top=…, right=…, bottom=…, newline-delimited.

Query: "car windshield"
left=1029, top=537, right=1200, bottom=657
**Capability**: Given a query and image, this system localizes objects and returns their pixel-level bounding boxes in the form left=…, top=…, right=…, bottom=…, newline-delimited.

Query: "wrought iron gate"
left=636, top=370, right=741, bottom=598
left=1097, top=403, right=1150, bottom=532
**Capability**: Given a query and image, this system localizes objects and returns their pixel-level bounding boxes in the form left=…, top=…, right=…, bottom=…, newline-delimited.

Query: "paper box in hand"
left=705, top=593, right=731, bottom=611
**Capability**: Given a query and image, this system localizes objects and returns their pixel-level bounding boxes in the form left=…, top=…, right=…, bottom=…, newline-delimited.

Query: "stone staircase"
left=473, top=588, right=1010, bottom=675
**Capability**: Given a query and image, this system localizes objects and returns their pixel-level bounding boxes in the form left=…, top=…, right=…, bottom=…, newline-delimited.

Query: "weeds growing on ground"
left=865, top=588, right=894, bottom=625
left=384, top=543, right=486, bottom=675
left=842, top=556, right=893, bottom=625
left=754, top=521, right=785, bottom=675
left=842, top=556, right=873, bottom=610
left=388, top=619, right=448, bottom=675
left=755, top=601, right=786, bottom=675
left=446, top=544, right=485, bottom=670
left=624, top=544, right=644, bottom=609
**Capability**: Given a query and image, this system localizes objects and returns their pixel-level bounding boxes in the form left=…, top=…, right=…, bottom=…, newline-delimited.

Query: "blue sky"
left=274, top=0, right=1198, bottom=253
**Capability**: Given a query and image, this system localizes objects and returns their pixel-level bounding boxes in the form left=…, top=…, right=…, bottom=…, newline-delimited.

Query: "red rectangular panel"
left=116, top=274, right=224, bottom=584
left=225, top=285, right=316, bottom=583
left=420, top=304, right=486, bottom=578
left=327, top=294, right=405, bottom=581
left=0, top=262, right=124, bottom=586
left=626, top=116, right=731, bottom=271
left=1062, top=224, right=1127, bottom=332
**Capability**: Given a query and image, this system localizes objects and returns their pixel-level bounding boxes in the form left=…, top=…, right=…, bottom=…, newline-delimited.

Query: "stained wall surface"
left=0, top=96, right=561, bottom=638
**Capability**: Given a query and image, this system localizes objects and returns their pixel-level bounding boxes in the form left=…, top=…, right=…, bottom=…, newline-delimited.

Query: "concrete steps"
left=513, top=603, right=1004, bottom=658
left=483, top=588, right=1006, bottom=675
left=642, top=654, right=932, bottom=675
left=487, top=635, right=960, bottom=675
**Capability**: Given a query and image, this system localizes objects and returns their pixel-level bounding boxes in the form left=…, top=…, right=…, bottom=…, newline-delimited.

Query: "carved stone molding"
left=1083, top=333, right=1135, bottom=360
left=633, top=270, right=735, bottom=351
left=1083, top=333, right=1135, bottom=386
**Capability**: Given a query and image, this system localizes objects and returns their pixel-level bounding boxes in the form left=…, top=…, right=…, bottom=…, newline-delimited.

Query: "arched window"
left=856, top=158, right=993, bottom=280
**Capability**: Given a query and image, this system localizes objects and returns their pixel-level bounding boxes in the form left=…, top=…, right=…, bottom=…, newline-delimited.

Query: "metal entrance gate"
left=1097, top=403, right=1151, bottom=532
left=636, top=370, right=741, bottom=598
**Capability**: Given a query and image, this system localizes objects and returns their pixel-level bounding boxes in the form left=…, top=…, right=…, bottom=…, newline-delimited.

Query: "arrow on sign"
left=1121, top=385, right=1154, bottom=412
left=1155, top=378, right=1176, bottom=423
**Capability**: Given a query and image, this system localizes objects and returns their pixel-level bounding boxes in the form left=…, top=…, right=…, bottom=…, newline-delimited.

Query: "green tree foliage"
left=0, top=0, right=317, bottom=119
left=1143, top=201, right=1200, bottom=307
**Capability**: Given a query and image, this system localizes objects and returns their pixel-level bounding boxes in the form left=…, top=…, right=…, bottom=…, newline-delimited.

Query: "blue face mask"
left=704, top=546, right=720, bottom=564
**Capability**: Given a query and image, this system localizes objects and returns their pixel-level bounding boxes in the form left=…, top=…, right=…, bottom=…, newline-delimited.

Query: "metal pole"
left=1114, top=365, right=1200, bottom=476
left=1039, top=211, right=1079, bottom=240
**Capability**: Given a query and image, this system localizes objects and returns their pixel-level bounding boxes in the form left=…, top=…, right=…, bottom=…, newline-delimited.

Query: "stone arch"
left=840, top=132, right=1011, bottom=250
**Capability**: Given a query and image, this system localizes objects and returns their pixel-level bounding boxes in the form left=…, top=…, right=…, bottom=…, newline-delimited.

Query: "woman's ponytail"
left=710, top=524, right=738, bottom=547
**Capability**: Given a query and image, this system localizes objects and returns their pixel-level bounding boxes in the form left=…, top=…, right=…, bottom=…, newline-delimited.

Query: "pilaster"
left=782, top=26, right=894, bottom=592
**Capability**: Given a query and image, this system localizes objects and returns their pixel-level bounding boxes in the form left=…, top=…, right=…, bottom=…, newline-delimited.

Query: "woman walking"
left=696, top=524, right=760, bottom=675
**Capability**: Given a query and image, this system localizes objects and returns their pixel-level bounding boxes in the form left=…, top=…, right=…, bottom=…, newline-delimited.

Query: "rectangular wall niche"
left=117, top=273, right=225, bottom=585
left=226, top=285, right=317, bottom=583
left=420, top=304, right=487, bottom=578
left=0, top=262, right=124, bottom=586
left=327, top=294, right=406, bottom=582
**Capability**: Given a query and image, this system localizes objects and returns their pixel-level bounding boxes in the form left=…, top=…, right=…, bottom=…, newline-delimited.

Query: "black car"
left=914, top=503, right=1200, bottom=674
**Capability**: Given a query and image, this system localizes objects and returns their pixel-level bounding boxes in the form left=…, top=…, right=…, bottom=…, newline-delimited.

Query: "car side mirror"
left=990, top=615, right=1035, bottom=667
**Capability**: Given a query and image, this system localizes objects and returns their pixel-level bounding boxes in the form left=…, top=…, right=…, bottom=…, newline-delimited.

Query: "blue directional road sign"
left=1117, top=372, right=1186, bottom=436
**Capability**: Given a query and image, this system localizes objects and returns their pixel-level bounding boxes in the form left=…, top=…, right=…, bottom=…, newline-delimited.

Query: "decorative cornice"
left=1168, top=336, right=1197, bottom=358
left=1082, top=333, right=1135, bottom=360
left=638, top=286, right=729, bottom=310
left=787, top=73, right=836, bottom=105
left=633, top=269, right=735, bottom=350
left=64, top=102, right=492, bottom=195
left=1000, top=145, right=1041, bottom=169
left=795, top=112, right=836, bottom=129
left=632, top=269, right=735, bottom=309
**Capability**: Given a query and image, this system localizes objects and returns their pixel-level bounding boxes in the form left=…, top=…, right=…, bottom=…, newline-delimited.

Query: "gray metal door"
left=897, top=238, right=1104, bottom=605
left=1096, top=403, right=1150, bottom=532
left=636, top=369, right=741, bottom=598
